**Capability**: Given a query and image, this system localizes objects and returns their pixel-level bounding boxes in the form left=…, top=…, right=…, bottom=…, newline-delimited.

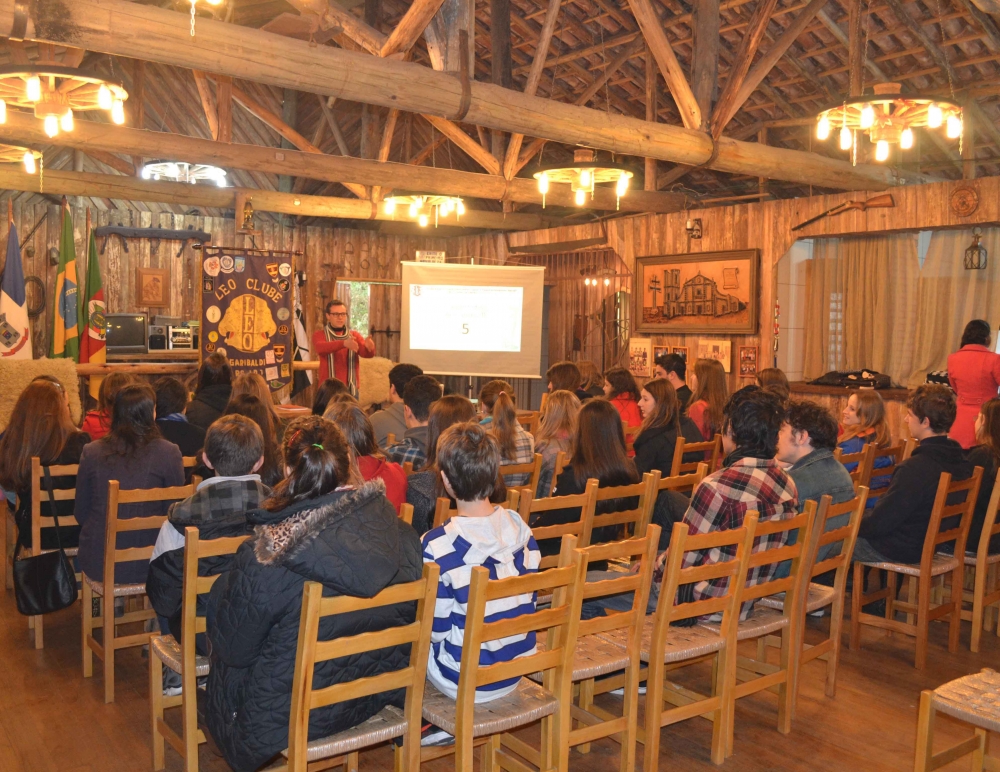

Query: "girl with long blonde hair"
left=534, top=389, right=581, bottom=497
left=687, top=358, right=728, bottom=440
left=838, top=390, right=893, bottom=502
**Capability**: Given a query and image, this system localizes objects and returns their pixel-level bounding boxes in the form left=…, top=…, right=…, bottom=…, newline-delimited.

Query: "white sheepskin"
left=358, top=356, right=394, bottom=408
left=0, top=358, right=82, bottom=431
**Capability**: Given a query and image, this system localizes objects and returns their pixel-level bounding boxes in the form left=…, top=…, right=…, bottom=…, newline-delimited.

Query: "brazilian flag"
left=50, top=199, right=79, bottom=361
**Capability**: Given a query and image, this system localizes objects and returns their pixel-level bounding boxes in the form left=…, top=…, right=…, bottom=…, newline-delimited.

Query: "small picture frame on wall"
left=696, top=338, right=732, bottom=373
left=136, top=267, right=170, bottom=308
left=652, top=345, right=669, bottom=364
left=628, top=338, right=652, bottom=378
left=671, top=346, right=689, bottom=361
left=738, top=345, right=759, bottom=377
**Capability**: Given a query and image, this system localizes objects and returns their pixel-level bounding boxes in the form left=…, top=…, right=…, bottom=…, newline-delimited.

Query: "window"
left=348, top=282, right=370, bottom=333
left=827, top=291, right=843, bottom=368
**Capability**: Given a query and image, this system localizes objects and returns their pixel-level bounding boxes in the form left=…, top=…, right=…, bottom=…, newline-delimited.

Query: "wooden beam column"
left=848, top=0, right=864, bottom=96
left=192, top=69, right=218, bottom=140
left=490, top=0, right=512, bottom=161
left=964, top=102, right=977, bottom=179
left=691, top=0, right=719, bottom=128
left=645, top=44, right=657, bottom=190
left=130, top=59, right=145, bottom=174
left=216, top=75, right=232, bottom=143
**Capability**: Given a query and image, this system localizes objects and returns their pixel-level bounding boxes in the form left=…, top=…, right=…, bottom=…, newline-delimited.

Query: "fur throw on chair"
left=0, top=358, right=82, bottom=431
left=357, top=356, right=393, bottom=409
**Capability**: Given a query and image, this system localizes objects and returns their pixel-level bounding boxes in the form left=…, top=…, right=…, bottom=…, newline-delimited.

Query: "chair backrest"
left=975, top=468, right=1000, bottom=568
left=588, top=471, right=661, bottom=545
left=501, top=453, right=543, bottom=497
left=386, top=433, right=396, bottom=447
left=399, top=502, right=414, bottom=526
left=103, top=480, right=197, bottom=587
left=432, top=489, right=520, bottom=531
left=920, top=467, right=984, bottom=567
left=517, top=410, right=540, bottom=435
left=864, top=439, right=917, bottom=506
left=286, top=563, right=441, bottom=772
left=837, top=444, right=873, bottom=491
left=182, top=456, right=199, bottom=470
left=738, top=508, right=814, bottom=613
left=550, top=450, right=570, bottom=495
left=669, top=434, right=722, bottom=477
left=519, top=479, right=599, bottom=569
left=623, top=423, right=641, bottom=454
left=29, top=457, right=79, bottom=556
left=657, top=463, right=709, bottom=496
left=402, top=461, right=415, bottom=476
left=807, top=488, right=869, bottom=584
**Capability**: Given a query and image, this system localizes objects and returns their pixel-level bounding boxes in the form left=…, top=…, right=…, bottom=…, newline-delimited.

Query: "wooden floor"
left=0, top=584, right=996, bottom=771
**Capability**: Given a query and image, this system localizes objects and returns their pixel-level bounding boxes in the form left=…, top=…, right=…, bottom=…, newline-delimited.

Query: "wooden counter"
left=789, top=382, right=912, bottom=444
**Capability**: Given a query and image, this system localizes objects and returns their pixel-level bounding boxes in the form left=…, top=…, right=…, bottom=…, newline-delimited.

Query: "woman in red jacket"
left=948, top=319, right=1000, bottom=449
left=603, top=366, right=643, bottom=428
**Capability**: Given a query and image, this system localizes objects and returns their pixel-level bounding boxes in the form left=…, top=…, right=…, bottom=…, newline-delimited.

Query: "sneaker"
left=420, top=723, right=455, bottom=747
left=163, top=668, right=182, bottom=697
left=610, top=684, right=647, bottom=696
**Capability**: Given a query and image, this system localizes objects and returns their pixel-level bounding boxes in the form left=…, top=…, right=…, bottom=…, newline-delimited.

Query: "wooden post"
left=963, top=103, right=976, bottom=180
left=216, top=75, right=232, bottom=143
left=131, top=60, right=145, bottom=174
left=758, top=127, right=768, bottom=199
left=489, top=0, right=512, bottom=162
left=848, top=0, right=864, bottom=97
left=692, top=0, right=719, bottom=129
left=645, top=45, right=657, bottom=191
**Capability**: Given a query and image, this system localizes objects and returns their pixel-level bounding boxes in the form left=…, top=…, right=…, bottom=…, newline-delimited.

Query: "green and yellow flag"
left=79, top=228, right=106, bottom=398
left=50, top=199, right=79, bottom=361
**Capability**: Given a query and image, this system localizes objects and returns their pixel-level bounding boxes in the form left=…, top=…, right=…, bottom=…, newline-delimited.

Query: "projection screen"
left=400, top=261, right=545, bottom=378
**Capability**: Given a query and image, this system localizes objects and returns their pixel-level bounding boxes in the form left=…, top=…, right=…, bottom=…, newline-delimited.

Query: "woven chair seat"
left=280, top=705, right=407, bottom=761
left=758, top=583, right=836, bottom=613
left=83, top=573, right=146, bottom=598
left=600, top=618, right=725, bottom=664
left=151, top=634, right=210, bottom=677
left=859, top=553, right=959, bottom=577
left=531, top=634, right=630, bottom=682
left=931, top=669, right=1000, bottom=734
left=422, top=679, right=556, bottom=737
left=964, top=551, right=1000, bottom=567
left=700, top=607, right=788, bottom=641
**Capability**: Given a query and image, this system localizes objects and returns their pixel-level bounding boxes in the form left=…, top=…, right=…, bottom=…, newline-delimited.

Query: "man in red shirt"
left=312, top=299, right=375, bottom=397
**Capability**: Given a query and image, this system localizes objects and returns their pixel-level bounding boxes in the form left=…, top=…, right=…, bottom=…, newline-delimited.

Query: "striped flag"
left=0, top=222, right=31, bottom=359
left=50, top=200, right=80, bottom=361
left=78, top=229, right=106, bottom=398
left=291, top=270, right=313, bottom=398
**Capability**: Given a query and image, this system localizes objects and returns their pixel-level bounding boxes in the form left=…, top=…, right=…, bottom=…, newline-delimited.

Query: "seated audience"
left=967, top=398, right=1000, bottom=553
left=578, top=360, right=605, bottom=399
left=657, top=389, right=797, bottom=619
left=147, top=415, right=267, bottom=645
left=480, top=379, right=534, bottom=486
left=223, top=394, right=284, bottom=488
left=81, top=372, right=134, bottom=441
left=687, top=357, right=728, bottom=441
left=855, top=385, right=974, bottom=565
left=185, top=353, right=232, bottom=431
left=406, top=395, right=478, bottom=534
left=603, top=367, right=643, bottom=429
left=420, top=423, right=540, bottom=745
left=385, top=374, right=441, bottom=471
left=311, top=377, right=352, bottom=416
left=205, top=417, right=422, bottom=772
left=231, top=372, right=284, bottom=442
left=533, top=389, right=581, bottom=498
left=0, top=379, right=89, bottom=552
left=838, top=390, right=893, bottom=505
left=654, top=352, right=692, bottom=410
left=633, top=377, right=703, bottom=477
left=370, top=363, right=423, bottom=447
left=324, top=401, right=407, bottom=513
left=757, top=367, right=791, bottom=404
left=546, top=360, right=592, bottom=402
left=75, top=384, right=185, bottom=585
left=153, top=376, right=206, bottom=457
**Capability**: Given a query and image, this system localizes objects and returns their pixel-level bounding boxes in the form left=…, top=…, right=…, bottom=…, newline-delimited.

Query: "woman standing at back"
left=533, top=390, right=581, bottom=498
left=686, top=358, right=728, bottom=441
left=603, top=367, right=643, bottom=429
left=480, top=379, right=535, bottom=487
left=948, top=319, right=1000, bottom=449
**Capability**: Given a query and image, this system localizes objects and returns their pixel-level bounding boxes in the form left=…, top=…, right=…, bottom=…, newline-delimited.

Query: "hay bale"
left=358, top=356, right=394, bottom=409
left=0, top=358, right=82, bottom=432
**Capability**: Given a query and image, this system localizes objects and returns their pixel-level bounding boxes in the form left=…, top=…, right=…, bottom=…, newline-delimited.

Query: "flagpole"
left=7, top=198, right=12, bottom=226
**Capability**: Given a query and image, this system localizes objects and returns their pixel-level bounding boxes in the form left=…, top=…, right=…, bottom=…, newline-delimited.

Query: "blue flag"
left=0, top=223, right=31, bottom=358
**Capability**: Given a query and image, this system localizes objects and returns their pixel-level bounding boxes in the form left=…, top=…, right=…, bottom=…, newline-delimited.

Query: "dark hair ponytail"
left=264, top=416, right=351, bottom=511
left=479, top=380, right=518, bottom=461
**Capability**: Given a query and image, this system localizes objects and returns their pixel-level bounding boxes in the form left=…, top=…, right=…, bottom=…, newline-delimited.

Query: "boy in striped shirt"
left=420, top=422, right=541, bottom=746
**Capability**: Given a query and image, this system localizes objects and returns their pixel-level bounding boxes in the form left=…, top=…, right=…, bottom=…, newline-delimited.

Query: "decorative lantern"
left=964, top=227, right=988, bottom=270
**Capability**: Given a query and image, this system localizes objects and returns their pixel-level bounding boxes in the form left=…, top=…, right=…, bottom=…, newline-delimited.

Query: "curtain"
left=802, top=233, right=920, bottom=386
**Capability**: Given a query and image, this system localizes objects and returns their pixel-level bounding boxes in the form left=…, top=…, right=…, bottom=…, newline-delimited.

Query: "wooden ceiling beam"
left=217, top=75, right=233, bottom=144
left=380, top=0, right=448, bottom=57
left=692, top=0, right=720, bottom=124
left=424, top=114, right=501, bottom=174
left=848, top=0, right=864, bottom=96
left=83, top=149, right=135, bottom=176
left=192, top=69, right=219, bottom=140
left=319, top=96, right=352, bottom=157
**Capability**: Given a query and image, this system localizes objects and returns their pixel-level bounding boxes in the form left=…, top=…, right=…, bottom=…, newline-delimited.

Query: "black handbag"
left=13, top=467, right=78, bottom=617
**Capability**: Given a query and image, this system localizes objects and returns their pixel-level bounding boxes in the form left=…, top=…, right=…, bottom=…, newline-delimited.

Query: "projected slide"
left=409, top=284, right=523, bottom=352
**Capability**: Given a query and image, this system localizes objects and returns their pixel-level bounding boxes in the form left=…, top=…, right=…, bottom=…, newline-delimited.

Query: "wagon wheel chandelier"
left=815, top=82, right=963, bottom=163
left=533, top=149, right=632, bottom=209
left=0, top=143, right=42, bottom=174
left=383, top=194, right=465, bottom=228
left=0, top=65, right=128, bottom=138
left=141, top=160, right=228, bottom=187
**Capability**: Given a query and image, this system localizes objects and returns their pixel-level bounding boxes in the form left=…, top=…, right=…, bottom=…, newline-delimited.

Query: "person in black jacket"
left=654, top=352, right=692, bottom=411
left=964, top=397, right=1000, bottom=553
left=855, top=385, right=976, bottom=565
left=633, top=378, right=704, bottom=477
left=153, top=376, right=206, bottom=458
left=205, top=415, right=422, bottom=772
left=185, top=352, right=233, bottom=431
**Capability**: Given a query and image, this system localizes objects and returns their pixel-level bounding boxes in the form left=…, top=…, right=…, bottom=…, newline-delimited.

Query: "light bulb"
left=0, top=99, right=6, bottom=124
left=616, top=171, right=629, bottom=197
left=25, top=75, right=40, bottom=102
left=927, top=103, right=943, bottom=128
left=22, top=151, right=35, bottom=174
left=860, top=103, right=875, bottom=129
left=43, top=114, right=58, bottom=138
left=537, top=172, right=549, bottom=195
left=456, top=200, right=465, bottom=216
left=604, top=277, right=610, bottom=287
left=141, top=165, right=152, bottom=180
left=875, top=140, right=889, bottom=162
left=60, top=109, right=73, bottom=133
left=111, top=99, right=125, bottom=125
left=98, top=84, right=113, bottom=111
left=440, top=199, right=453, bottom=216
left=574, top=188, right=587, bottom=206
left=584, top=277, right=591, bottom=286
left=418, top=213, right=428, bottom=227
left=166, top=162, right=180, bottom=178
left=216, top=175, right=226, bottom=188
left=816, top=115, right=830, bottom=140
left=206, top=0, right=223, bottom=4
left=384, top=198, right=396, bottom=215
left=900, top=127, right=914, bottom=149
left=839, top=125, right=852, bottom=150
left=947, top=114, right=962, bottom=139
left=579, top=169, right=591, bottom=188
left=408, top=202, right=418, bottom=218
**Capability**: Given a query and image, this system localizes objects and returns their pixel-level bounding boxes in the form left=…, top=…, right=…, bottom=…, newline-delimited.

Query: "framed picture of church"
left=635, top=249, right=759, bottom=334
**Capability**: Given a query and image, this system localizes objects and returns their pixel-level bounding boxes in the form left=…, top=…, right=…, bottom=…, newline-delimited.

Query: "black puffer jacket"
left=185, top=384, right=232, bottom=432
left=205, top=481, right=423, bottom=772
left=632, top=417, right=705, bottom=477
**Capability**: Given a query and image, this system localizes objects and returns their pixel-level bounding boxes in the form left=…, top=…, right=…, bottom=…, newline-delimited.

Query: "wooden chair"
left=657, top=463, right=709, bottom=497
left=518, top=479, right=599, bottom=569
left=669, top=434, right=722, bottom=477
left=759, top=489, right=869, bottom=708
left=402, top=461, right=414, bottom=476
left=386, top=433, right=396, bottom=446
left=502, top=453, right=543, bottom=497
left=432, top=489, right=520, bottom=531
left=851, top=467, right=983, bottom=669
left=27, top=458, right=81, bottom=649
left=914, top=668, right=1000, bottom=772
left=267, top=564, right=440, bottom=772
left=150, top=527, right=247, bottom=771
left=623, top=423, right=641, bottom=454
left=82, top=479, right=196, bottom=703
left=701, top=508, right=815, bottom=757
left=420, top=543, right=588, bottom=771
left=620, top=515, right=759, bottom=767
left=587, top=471, right=661, bottom=547
left=966, top=468, right=1000, bottom=653
left=517, top=410, right=540, bottom=435
left=398, top=502, right=414, bottom=527
left=181, top=456, right=199, bottom=469
left=550, top=450, right=570, bottom=496
left=863, top=439, right=917, bottom=508
left=836, top=444, right=874, bottom=492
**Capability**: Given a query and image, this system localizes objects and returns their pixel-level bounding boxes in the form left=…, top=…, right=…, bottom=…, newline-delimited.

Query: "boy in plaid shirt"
left=385, top=374, right=441, bottom=471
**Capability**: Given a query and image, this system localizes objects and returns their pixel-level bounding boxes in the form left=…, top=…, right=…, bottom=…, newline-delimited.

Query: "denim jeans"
left=851, top=536, right=892, bottom=564
left=580, top=570, right=660, bottom=619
